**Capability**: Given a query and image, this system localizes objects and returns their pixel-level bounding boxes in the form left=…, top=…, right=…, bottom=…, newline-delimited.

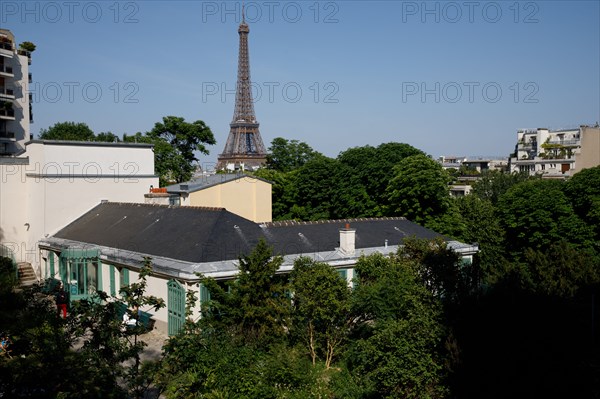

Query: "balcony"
left=0, top=131, right=16, bottom=141
left=0, top=41, right=13, bottom=56
left=0, top=108, right=15, bottom=120
left=547, top=139, right=579, bottom=146
left=518, top=143, right=537, bottom=151
left=0, top=65, right=14, bottom=77
left=0, top=86, right=15, bottom=99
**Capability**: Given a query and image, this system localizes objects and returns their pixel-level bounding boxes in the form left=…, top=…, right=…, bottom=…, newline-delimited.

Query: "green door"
left=167, top=280, right=185, bottom=336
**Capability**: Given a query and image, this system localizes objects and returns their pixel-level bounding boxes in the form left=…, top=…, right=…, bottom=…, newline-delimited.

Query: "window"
left=119, top=268, right=130, bottom=290
left=59, top=249, right=101, bottom=300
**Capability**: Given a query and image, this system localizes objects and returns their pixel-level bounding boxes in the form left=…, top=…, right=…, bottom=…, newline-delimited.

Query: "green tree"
left=347, top=253, right=448, bottom=398
left=290, top=257, right=351, bottom=367
left=147, top=116, right=216, bottom=184
left=522, top=240, right=599, bottom=297
left=0, top=259, right=165, bottom=398
left=282, top=156, right=372, bottom=220
left=497, top=179, right=594, bottom=255
left=385, top=154, right=451, bottom=225
left=39, top=121, right=95, bottom=141
left=565, top=166, right=600, bottom=240
left=455, top=195, right=506, bottom=284
left=338, top=142, right=424, bottom=214
left=200, top=239, right=291, bottom=345
left=19, top=41, right=36, bottom=52
left=471, top=170, right=533, bottom=204
left=266, top=137, right=320, bottom=172
left=95, top=131, right=121, bottom=142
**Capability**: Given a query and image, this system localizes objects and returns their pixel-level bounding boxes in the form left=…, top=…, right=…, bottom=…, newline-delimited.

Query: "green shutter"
left=109, top=265, right=116, bottom=296
left=96, top=261, right=103, bottom=292
left=49, top=253, right=55, bottom=277
left=200, top=284, right=211, bottom=303
left=123, top=269, right=130, bottom=285
left=167, top=280, right=186, bottom=336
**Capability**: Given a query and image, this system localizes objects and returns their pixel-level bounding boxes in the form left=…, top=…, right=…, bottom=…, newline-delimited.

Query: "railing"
left=547, top=139, right=579, bottom=146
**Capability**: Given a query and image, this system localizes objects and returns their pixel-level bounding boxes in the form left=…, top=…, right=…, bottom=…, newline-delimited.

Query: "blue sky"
left=4, top=1, right=599, bottom=164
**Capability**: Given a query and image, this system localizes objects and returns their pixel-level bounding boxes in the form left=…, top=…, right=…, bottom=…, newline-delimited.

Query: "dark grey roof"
left=52, top=203, right=444, bottom=263
left=53, top=203, right=264, bottom=263
left=263, top=218, right=441, bottom=255
left=166, top=174, right=271, bottom=194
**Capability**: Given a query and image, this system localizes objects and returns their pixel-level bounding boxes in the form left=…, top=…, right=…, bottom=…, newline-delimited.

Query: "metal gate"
left=167, top=279, right=185, bottom=336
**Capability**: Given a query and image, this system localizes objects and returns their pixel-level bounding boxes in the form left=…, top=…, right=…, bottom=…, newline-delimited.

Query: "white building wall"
left=0, top=141, right=158, bottom=276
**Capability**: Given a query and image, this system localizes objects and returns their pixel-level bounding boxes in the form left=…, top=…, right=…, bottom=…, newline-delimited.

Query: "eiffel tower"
left=217, top=11, right=267, bottom=170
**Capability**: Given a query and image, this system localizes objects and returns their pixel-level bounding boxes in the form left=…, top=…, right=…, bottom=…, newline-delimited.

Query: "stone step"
left=17, top=262, right=38, bottom=286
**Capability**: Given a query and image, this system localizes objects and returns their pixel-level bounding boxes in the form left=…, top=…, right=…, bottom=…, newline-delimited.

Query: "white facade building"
left=0, top=29, right=31, bottom=155
left=508, top=127, right=594, bottom=177
left=0, top=140, right=158, bottom=278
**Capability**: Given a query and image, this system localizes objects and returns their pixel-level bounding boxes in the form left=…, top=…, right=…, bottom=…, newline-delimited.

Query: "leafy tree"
left=147, top=116, right=216, bottom=184
left=471, top=170, right=533, bottom=204
left=95, top=131, right=121, bottom=142
left=454, top=195, right=506, bottom=284
left=200, top=239, right=291, bottom=345
left=497, top=179, right=595, bottom=255
left=39, top=121, right=95, bottom=141
left=347, top=252, right=448, bottom=398
left=385, top=154, right=451, bottom=225
left=522, top=241, right=599, bottom=297
left=281, top=156, right=373, bottom=220
left=338, top=142, right=424, bottom=213
left=0, top=259, right=165, bottom=398
left=399, top=237, right=477, bottom=305
left=266, top=137, right=320, bottom=172
left=290, top=257, right=351, bottom=368
left=565, top=166, right=600, bottom=240
left=19, top=41, right=36, bottom=52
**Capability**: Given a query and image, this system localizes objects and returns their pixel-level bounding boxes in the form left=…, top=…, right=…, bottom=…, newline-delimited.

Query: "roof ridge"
left=102, top=202, right=225, bottom=212
left=261, top=216, right=407, bottom=228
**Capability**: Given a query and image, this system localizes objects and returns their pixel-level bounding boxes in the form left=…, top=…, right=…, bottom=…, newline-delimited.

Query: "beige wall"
left=573, top=126, right=600, bottom=174
left=188, top=177, right=272, bottom=222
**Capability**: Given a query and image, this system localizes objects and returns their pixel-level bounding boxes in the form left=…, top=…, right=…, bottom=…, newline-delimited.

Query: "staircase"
left=17, top=262, right=38, bottom=287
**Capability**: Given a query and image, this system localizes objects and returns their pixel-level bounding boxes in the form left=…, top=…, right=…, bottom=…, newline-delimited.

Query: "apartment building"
left=0, top=29, right=32, bottom=156
left=509, top=126, right=600, bottom=177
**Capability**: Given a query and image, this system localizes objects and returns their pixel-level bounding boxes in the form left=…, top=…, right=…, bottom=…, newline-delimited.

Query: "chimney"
left=339, top=223, right=356, bottom=255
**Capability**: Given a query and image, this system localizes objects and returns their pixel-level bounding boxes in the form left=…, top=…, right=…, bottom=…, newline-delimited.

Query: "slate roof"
left=52, top=202, right=445, bottom=264
left=166, top=174, right=271, bottom=194
left=53, top=203, right=264, bottom=263
left=262, top=219, right=441, bottom=256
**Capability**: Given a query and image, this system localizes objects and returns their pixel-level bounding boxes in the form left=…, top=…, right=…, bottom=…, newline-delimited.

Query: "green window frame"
left=119, top=268, right=130, bottom=296
left=109, top=265, right=116, bottom=296
left=49, top=252, right=55, bottom=277
left=59, top=249, right=101, bottom=301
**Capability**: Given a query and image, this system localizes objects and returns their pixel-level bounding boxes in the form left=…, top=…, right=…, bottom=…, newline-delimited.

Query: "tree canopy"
left=385, top=154, right=451, bottom=224
left=39, top=121, right=96, bottom=141
left=266, top=137, right=321, bottom=172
